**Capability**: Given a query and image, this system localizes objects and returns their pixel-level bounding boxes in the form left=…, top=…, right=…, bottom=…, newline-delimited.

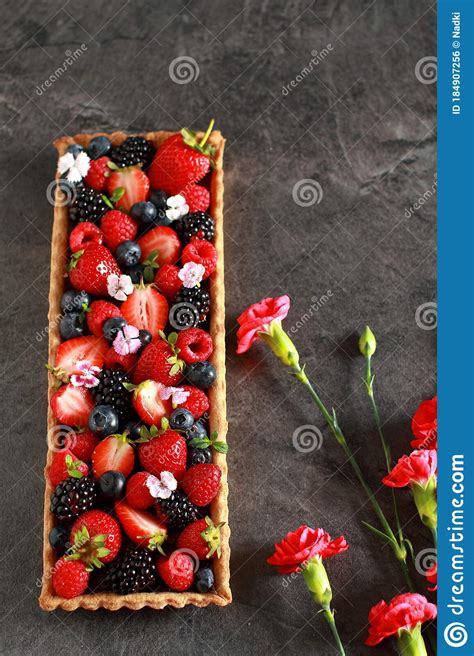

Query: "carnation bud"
left=258, top=320, right=300, bottom=369
left=302, top=557, right=332, bottom=607
left=396, top=624, right=428, bottom=656
left=358, top=325, right=376, bottom=357
left=412, top=478, right=437, bottom=530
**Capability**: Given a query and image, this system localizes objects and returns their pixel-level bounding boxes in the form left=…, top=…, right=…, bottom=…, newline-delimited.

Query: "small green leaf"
left=110, top=187, right=125, bottom=203
left=213, top=441, right=228, bottom=454
left=101, top=195, right=114, bottom=210
left=96, top=547, right=111, bottom=558
left=169, top=363, right=180, bottom=376
left=168, top=332, right=178, bottom=345
left=107, top=160, right=119, bottom=170
left=361, top=521, right=394, bottom=545
left=143, top=266, right=155, bottom=283
left=123, top=382, right=136, bottom=392
left=68, top=469, right=84, bottom=479
left=189, top=437, right=211, bottom=449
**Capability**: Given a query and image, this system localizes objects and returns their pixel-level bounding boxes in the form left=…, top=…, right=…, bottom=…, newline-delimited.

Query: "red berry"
left=181, top=184, right=210, bottom=212
left=157, top=551, right=195, bottom=591
left=64, top=430, right=99, bottom=462
left=178, top=385, right=209, bottom=419
left=181, top=464, right=221, bottom=506
left=69, top=222, right=104, bottom=253
left=84, top=156, right=111, bottom=192
left=121, top=284, right=168, bottom=334
left=50, top=384, right=94, bottom=426
left=176, top=516, right=222, bottom=559
left=154, top=264, right=182, bottom=300
left=70, top=510, right=122, bottom=563
left=68, top=243, right=120, bottom=295
left=53, top=335, right=109, bottom=377
left=181, top=238, right=217, bottom=279
left=86, top=300, right=122, bottom=337
left=138, top=226, right=181, bottom=267
left=133, top=340, right=183, bottom=386
left=107, top=166, right=150, bottom=212
left=100, top=210, right=138, bottom=252
left=138, top=429, right=187, bottom=480
left=52, top=558, right=89, bottom=598
left=104, top=346, right=137, bottom=372
left=176, top=328, right=213, bottom=364
left=49, top=449, right=89, bottom=488
left=126, top=471, right=157, bottom=509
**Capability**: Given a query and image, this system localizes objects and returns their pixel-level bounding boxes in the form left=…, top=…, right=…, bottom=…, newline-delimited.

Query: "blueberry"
left=103, top=316, right=128, bottom=343
left=115, top=240, right=141, bottom=267
left=185, top=361, right=217, bottom=389
left=152, top=208, right=173, bottom=227
left=149, top=189, right=168, bottom=210
left=98, top=471, right=126, bottom=499
left=170, top=408, right=194, bottom=431
left=138, top=330, right=152, bottom=348
left=125, top=264, right=144, bottom=284
left=61, top=290, right=91, bottom=313
left=195, top=565, right=214, bottom=593
left=122, top=419, right=144, bottom=441
left=88, top=404, right=119, bottom=437
left=188, top=447, right=212, bottom=467
left=66, top=143, right=84, bottom=157
left=131, top=201, right=157, bottom=225
left=87, top=135, right=111, bottom=160
left=183, top=421, right=208, bottom=442
left=48, top=526, right=72, bottom=555
left=60, top=312, right=85, bottom=339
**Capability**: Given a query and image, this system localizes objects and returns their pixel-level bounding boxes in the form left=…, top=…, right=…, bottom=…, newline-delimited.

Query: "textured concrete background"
left=0, top=1, right=436, bottom=654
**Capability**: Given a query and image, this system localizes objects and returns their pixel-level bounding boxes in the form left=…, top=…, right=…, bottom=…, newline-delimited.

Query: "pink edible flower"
left=159, top=386, right=190, bottom=406
left=178, top=262, right=205, bottom=288
left=70, top=360, right=101, bottom=388
left=113, top=325, right=141, bottom=355
left=146, top=471, right=178, bottom=499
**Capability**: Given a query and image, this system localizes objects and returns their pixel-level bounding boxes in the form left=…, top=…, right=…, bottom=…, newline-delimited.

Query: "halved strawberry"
left=120, top=283, right=168, bottom=334
left=53, top=335, right=109, bottom=377
left=115, top=501, right=167, bottom=549
left=129, top=380, right=173, bottom=425
left=106, top=166, right=150, bottom=212
left=50, top=384, right=94, bottom=426
left=91, top=434, right=135, bottom=479
left=138, top=226, right=181, bottom=267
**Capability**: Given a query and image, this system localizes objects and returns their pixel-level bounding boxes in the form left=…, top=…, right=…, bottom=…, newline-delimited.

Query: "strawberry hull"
left=42, top=129, right=230, bottom=612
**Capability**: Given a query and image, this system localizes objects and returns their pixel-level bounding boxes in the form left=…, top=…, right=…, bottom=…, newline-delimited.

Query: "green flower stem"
left=322, top=606, right=346, bottom=656
left=397, top=626, right=428, bottom=656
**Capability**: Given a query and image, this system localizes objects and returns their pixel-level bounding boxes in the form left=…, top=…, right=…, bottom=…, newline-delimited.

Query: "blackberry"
left=174, top=287, right=210, bottom=323
left=92, top=369, right=133, bottom=420
left=51, top=476, right=96, bottom=522
left=110, top=136, right=155, bottom=169
left=69, top=186, right=108, bottom=224
left=104, top=547, right=157, bottom=594
left=178, top=212, right=215, bottom=244
left=157, top=490, right=198, bottom=530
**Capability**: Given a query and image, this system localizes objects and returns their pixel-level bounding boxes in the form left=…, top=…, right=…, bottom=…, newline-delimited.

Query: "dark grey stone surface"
left=0, top=1, right=436, bottom=654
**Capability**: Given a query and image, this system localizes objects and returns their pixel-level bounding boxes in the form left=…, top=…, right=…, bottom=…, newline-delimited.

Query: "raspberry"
left=69, top=221, right=104, bottom=253
left=178, top=385, right=209, bottom=419
left=181, top=464, right=221, bottom=507
left=157, top=551, right=194, bottom=591
left=64, top=430, right=99, bottom=462
left=154, top=264, right=182, bottom=300
left=104, top=346, right=137, bottom=372
left=100, top=210, right=138, bottom=251
left=181, top=185, right=210, bottom=213
left=181, top=238, right=217, bottom=279
left=176, top=328, right=213, bottom=364
left=84, top=156, right=110, bottom=192
left=86, top=300, right=122, bottom=337
left=52, top=558, right=89, bottom=598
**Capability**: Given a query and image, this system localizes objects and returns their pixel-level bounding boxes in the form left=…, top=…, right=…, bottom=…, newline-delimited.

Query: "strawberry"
left=86, top=301, right=122, bottom=337
left=69, top=222, right=104, bottom=253
left=104, top=346, right=137, bottom=372
left=126, top=471, right=157, bottom=509
left=53, top=335, right=109, bottom=377
left=181, top=184, right=210, bottom=212
left=157, top=551, right=194, bottom=591
left=68, top=244, right=120, bottom=296
left=50, top=384, right=94, bottom=426
left=92, top=434, right=135, bottom=479
left=121, top=283, right=168, bottom=334
left=138, top=226, right=181, bottom=267
left=181, top=463, right=221, bottom=506
left=130, top=380, right=173, bottom=425
left=148, top=121, right=215, bottom=194
left=181, top=237, right=217, bottom=279
left=107, top=166, right=150, bottom=212
left=178, top=385, right=209, bottom=419
left=49, top=450, right=89, bottom=487
left=115, top=501, right=167, bottom=549
left=70, top=510, right=122, bottom=564
left=100, top=210, right=138, bottom=252
left=176, top=516, right=223, bottom=559
left=138, top=429, right=187, bottom=479
left=154, top=264, right=182, bottom=300
left=176, top=328, right=213, bottom=364
left=84, top=156, right=111, bottom=192
left=64, top=430, right=99, bottom=462
left=133, top=339, right=183, bottom=386
left=52, top=557, right=89, bottom=598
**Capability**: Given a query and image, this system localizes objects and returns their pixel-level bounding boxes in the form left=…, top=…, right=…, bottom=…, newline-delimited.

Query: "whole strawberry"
left=157, top=551, right=195, bottom=591
left=52, top=557, right=89, bottom=598
left=133, top=338, right=183, bottom=386
left=68, top=244, right=120, bottom=296
left=100, top=210, right=138, bottom=252
left=176, top=516, right=223, bottom=559
left=49, top=450, right=89, bottom=488
left=138, top=429, right=187, bottom=480
left=70, top=509, right=122, bottom=564
left=181, top=463, right=221, bottom=506
left=148, top=120, right=215, bottom=194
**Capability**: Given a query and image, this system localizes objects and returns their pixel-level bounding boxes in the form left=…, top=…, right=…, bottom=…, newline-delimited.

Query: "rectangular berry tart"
left=39, top=125, right=231, bottom=610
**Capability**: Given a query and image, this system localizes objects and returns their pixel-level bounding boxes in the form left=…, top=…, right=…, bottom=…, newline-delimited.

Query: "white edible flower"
left=166, top=194, right=189, bottom=221
left=57, top=151, right=90, bottom=183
